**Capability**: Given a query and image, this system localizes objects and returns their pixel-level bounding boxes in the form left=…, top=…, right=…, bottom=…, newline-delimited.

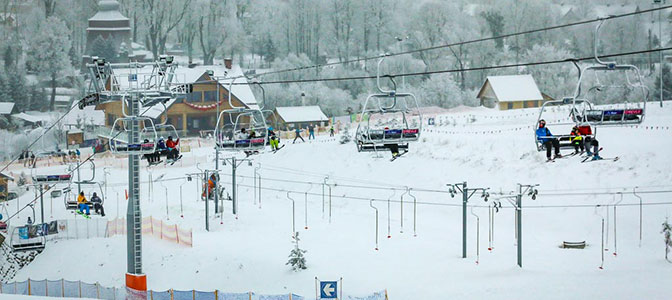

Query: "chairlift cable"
left=235, top=5, right=672, bottom=80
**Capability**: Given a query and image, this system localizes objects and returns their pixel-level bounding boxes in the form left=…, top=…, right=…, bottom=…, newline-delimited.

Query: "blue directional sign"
left=320, top=281, right=338, bottom=299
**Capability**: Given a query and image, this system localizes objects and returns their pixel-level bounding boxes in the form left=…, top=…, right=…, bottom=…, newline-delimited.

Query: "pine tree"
left=91, top=35, right=118, bottom=63
left=662, top=219, right=672, bottom=263
left=339, top=125, right=352, bottom=144
left=7, top=69, right=28, bottom=112
left=286, top=232, right=307, bottom=271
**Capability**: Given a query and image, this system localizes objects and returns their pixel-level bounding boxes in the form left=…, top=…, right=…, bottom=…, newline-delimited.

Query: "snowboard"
left=76, top=211, right=91, bottom=219
left=390, top=150, right=409, bottom=162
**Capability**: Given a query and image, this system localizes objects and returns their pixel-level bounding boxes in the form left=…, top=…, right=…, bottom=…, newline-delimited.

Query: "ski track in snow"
left=5, top=104, right=672, bottom=299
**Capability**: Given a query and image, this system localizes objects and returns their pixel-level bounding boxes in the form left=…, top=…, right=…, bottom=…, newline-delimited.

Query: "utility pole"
left=447, top=182, right=490, bottom=259
left=515, top=183, right=539, bottom=268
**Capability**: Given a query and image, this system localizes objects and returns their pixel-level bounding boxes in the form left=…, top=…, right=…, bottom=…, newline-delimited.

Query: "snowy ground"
left=4, top=103, right=672, bottom=299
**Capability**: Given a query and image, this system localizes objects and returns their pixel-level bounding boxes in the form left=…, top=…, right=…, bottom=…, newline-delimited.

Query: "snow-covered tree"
left=663, top=219, right=672, bottom=263
left=286, top=232, right=307, bottom=271
left=27, top=16, right=72, bottom=111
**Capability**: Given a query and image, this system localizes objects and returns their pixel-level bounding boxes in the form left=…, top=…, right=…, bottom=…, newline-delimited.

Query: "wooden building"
left=477, top=74, right=551, bottom=110
left=0, top=172, right=13, bottom=202
left=272, top=106, right=329, bottom=130
left=95, top=63, right=258, bottom=136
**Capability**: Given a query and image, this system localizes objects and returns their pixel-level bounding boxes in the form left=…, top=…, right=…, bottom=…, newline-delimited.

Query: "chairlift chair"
left=65, top=181, right=104, bottom=212
left=571, top=20, right=648, bottom=126
left=9, top=224, right=46, bottom=252
left=534, top=98, right=597, bottom=152
left=355, top=57, right=422, bottom=154
left=214, top=77, right=269, bottom=153
left=109, top=94, right=159, bottom=155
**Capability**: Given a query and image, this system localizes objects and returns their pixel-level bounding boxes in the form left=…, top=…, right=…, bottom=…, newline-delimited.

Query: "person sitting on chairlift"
left=90, top=192, right=105, bottom=217
left=144, top=139, right=160, bottom=163
left=166, top=136, right=180, bottom=160
left=77, top=191, right=90, bottom=215
left=536, top=119, right=562, bottom=161
left=236, top=128, right=249, bottom=140
left=268, top=127, right=281, bottom=151
left=570, top=126, right=584, bottom=155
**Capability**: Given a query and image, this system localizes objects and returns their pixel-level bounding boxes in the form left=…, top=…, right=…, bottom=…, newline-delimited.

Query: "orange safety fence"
left=106, top=216, right=192, bottom=247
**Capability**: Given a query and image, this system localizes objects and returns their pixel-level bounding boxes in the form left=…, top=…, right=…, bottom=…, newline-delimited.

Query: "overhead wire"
left=230, top=4, right=672, bottom=80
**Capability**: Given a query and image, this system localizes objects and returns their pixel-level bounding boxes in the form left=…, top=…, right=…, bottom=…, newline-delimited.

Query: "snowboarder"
left=77, top=191, right=90, bottom=215
left=536, top=119, right=562, bottom=161
left=293, top=128, right=305, bottom=143
left=90, top=192, right=105, bottom=217
left=570, top=126, right=584, bottom=154
left=166, top=136, right=180, bottom=160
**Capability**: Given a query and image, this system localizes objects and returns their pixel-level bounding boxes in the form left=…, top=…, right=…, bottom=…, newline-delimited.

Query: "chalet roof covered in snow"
left=276, top=106, right=328, bottom=123
left=11, top=112, right=56, bottom=124
left=0, top=102, right=15, bottom=115
left=477, top=74, right=543, bottom=102
left=65, top=103, right=106, bottom=126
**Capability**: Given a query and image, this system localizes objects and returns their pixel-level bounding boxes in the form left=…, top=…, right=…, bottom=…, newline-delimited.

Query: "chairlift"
left=534, top=97, right=597, bottom=152
left=9, top=225, right=46, bottom=253
left=571, top=20, right=648, bottom=126
left=355, top=56, right=422, bottom=154
left=214, top=77, right=269, bottom=153
left=64, top=181, right=104, bottom=211
left=109, top=95, right=159, bottom=155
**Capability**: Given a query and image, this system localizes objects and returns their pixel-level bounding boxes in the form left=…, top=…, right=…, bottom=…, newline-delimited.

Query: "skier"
left=268, top=127, right=281, bottom=151
left=202, top=174, right=217, bottom=199
left=77, top=191, right=90, bottom=215
left=143, top=139, right=160, bottom=164
left=584, top=136, right=602, bottom=160
left=293, top=128, right=305, bottom=143
left=329, top=126, right=335, bottom=137
left=165, top=136, right=180, bottom=160
left=536, top=119, right=562, bottom=161
left=90, top=192, right=105, bottom=217
left=308, top=124, right=315, bottom=140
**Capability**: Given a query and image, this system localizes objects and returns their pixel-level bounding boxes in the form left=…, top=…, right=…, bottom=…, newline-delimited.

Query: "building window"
left=507, top=102, right=513, bottom=110
left=203, top=91, right=217, bottom=102
left=186, top=92, right=202, bottom=103
left=523, top=101, right=529, bottom=108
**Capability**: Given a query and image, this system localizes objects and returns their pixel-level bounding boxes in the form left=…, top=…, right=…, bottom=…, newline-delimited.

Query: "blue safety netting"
left=63, top=280, right=80, bottom=298
left=0, top=282, right=15, bottom=294
left=29, top=279, right=47, bottom=296
left=14, top=280, right=27, bottom=295
left=150, top=290, right=172, bottom=300
left=81, top=282, right=99, bottom=299
left=47, top=280, right=64, bottom=297
left=194, top=290, right=217, bottom=300
left=258, top=294, right=290, bottom=300
left=98, top=286, right=116, bottom=300
left=217, top=291, right=251, bottom=300
left=345, top=290, right=387, bottom=300
left=173, top=289, right=194, bottom=300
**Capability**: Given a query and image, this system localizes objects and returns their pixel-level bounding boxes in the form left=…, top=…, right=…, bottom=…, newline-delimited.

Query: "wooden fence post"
left=27, top=278, right=30, bottom=296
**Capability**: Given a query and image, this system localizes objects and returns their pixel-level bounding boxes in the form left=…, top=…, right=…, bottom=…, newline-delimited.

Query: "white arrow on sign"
left=323, top=283, right=335, bottom=297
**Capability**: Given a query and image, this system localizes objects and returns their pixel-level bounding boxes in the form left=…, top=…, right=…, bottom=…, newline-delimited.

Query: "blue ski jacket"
left=536, top=127, right=553, bottom=142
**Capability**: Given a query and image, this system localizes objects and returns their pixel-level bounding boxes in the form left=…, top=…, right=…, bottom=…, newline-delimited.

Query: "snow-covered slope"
left=6, top=103, right=672, bottom=299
